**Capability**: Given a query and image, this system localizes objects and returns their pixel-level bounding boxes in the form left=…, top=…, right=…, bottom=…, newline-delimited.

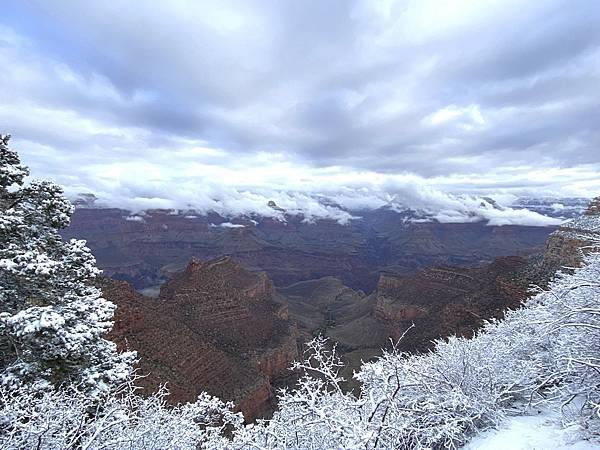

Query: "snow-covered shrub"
left=242, top=336, right=369, bottom=449
left=545, top=249, right=600, bottom=439
left=0, top=134, right=134, bottom=395
left=349, top=252, right=599, bottom=448
left=0, top=381, right=243, bottom=450
left=355, top=338, right=518, bottom=448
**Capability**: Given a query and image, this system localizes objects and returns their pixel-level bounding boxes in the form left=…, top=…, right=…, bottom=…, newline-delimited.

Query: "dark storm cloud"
left=1, top=0, right=599, bottom=222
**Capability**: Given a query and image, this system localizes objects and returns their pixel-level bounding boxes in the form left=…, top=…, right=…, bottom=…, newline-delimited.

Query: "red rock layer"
left=372, top=256, right=530, bottom=352
left=105, top=257, right=298, bottom=422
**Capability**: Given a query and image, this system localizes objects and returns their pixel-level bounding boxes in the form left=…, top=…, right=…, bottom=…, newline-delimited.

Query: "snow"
left=463, top=412, right=599, bottom=450
left=564, top=215, right=600, bottom=233
left=124, top=215, right=145, bottom=222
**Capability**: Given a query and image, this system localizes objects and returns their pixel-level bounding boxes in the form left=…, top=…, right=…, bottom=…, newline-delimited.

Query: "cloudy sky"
left=1, top=0, right=599, bottom=224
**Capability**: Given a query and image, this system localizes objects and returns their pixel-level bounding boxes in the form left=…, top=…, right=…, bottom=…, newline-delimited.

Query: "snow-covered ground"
left=463, top=412, right=599, bottom=450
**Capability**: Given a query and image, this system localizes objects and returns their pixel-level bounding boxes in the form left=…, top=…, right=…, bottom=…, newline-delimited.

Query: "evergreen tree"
left=0, top=134, right=133, bottom=395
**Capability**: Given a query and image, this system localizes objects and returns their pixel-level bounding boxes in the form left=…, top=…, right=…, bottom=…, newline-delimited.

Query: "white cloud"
left=58, top=159, right=569, bottom=226
left=424, top=105, right=486, bottom=127
left=210, top=222, right=245, bottom=228
left=124, top=215, right=145, bottom=222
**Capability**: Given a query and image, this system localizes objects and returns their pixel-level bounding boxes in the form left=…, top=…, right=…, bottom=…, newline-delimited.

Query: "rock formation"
left=586, top=196, right=600, bottom=216
left=369, top=256, right=530, bottom=351
left=277, top=256, right=535, bottom=393
left=308, top=256, right=530, bottom=354
left=543, top=196, right=600, bottom=270
left=104, top=257, right=298, bottom=422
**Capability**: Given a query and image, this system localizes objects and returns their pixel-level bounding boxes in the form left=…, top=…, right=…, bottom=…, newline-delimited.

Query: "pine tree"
left=0, top=134, right=134, bottom=395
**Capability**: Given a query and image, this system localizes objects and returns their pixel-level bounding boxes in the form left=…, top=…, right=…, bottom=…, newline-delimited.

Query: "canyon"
left=65, top=206, right=560, bottom=293
left=84, top=200, right=599, bottom=420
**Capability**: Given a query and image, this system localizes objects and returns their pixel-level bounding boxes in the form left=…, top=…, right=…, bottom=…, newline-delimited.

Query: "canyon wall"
left=543, top=196, right=600, bottom=271
left=65, top=207, right=555, bottom=293
left=105, top=257, right=298, bottom=422
left=370, top=256, right=530, bottom=351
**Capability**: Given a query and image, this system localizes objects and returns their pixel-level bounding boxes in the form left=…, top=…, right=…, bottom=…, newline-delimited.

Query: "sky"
left=1, top=0, right=599, bottom=225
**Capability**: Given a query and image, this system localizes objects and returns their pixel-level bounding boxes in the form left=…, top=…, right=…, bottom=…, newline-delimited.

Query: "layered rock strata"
left=543, top=196, right=600, bottom=270
left=369, top=256, right=530, bottom=351
left=65, top=207, right=555, bottom=293
left=105, top=256, right=297, bottom=422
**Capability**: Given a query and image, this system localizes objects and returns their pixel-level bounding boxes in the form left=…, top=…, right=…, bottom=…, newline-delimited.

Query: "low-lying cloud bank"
left=12, top=131, right=589, bottom=227
left=65, top=174, right=566, bottom=227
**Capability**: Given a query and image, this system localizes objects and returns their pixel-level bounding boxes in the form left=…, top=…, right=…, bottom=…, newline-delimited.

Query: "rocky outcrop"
left=105, top=257, right=298, bottom=422
left=290, top=256, right=532, bottom=361
left=251, top=331, right=298, bottom=378
left=543, top=196, right=600, bottom=271
left=370, top=256, right=530, bottom=351
left=586, top=196, right=600, bottom=216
